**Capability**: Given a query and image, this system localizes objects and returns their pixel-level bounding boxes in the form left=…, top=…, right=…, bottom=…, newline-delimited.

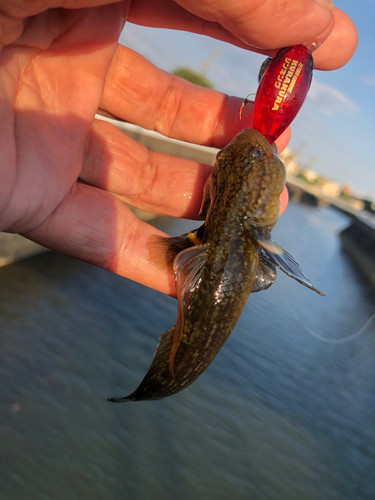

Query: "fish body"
left=109, top=128, right=322, bottom=403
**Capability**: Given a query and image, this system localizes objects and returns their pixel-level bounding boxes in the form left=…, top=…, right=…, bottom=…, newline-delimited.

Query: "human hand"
left=0, top=0, right=357, bottom=296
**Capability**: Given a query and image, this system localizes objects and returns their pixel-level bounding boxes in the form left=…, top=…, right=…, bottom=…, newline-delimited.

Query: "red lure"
left=240, top=45, right=313, bottom=144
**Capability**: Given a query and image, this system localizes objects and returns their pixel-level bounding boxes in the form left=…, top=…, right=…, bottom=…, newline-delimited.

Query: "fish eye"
left=248, top=147, right=263, bottom=162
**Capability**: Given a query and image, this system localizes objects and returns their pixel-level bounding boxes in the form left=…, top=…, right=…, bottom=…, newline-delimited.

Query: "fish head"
left=212, top=128, right=286, bottom=230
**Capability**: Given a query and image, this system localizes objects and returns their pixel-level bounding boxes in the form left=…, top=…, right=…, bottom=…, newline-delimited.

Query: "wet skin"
left=108, top=128, right=323, bottom=402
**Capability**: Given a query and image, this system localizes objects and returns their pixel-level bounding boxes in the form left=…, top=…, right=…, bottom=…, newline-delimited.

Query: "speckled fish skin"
left=108, top=128, right=322, bottom=403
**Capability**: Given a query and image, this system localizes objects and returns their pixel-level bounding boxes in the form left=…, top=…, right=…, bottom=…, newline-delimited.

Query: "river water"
left=1, top=202, right=375, bottom=500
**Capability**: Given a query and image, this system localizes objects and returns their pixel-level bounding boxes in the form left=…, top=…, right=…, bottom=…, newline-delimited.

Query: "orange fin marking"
left=187, top=231, right=202, bottom=246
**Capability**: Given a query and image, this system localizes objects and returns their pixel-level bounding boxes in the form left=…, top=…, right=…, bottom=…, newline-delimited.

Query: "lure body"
left=239, top=45, right=313, bottom=144
left=109, top=129, right=322, bottom=403
left=253, top=45, right=313, bottom=144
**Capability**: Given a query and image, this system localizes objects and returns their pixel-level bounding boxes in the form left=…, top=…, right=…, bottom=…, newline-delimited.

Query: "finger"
left=129, top=0, right=332, bottom=51
left=102, top=45, right=229, bottom=147
left=279, top=187, right=289, bottom=216
left=1, top=0, right=125, bottom=19
left=101, top=46, right=290, bottom=151
left=174, top=0, right=336, bottom=51
left=22, top=182, right=177, bottom=296
left=24, top=162, right=288, bottom=298
left=82, top=117, right=289, bottom=217
left=1, top=1, right=128, bottom=49
left=276, top=127, right=291, bottom=155
left=311, top=8, right=358, bottom=70
left=82, top=118, right=212, bottom=219
left=128, top=1, right=356, bottom=70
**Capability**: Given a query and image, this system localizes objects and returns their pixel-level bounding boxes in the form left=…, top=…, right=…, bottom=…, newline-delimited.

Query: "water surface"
left=1, top=203, right=375, bottom=500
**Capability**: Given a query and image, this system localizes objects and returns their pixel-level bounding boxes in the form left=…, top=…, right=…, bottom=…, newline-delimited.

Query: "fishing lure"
left=252, top=44, right=313, bottom=143
left=239, top=44, right=313, bottom=144
left=239, top=19, right=335, bottom=142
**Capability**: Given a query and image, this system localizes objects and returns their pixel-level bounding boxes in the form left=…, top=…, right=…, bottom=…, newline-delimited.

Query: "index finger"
left=101, top=45, right=290, bottom=151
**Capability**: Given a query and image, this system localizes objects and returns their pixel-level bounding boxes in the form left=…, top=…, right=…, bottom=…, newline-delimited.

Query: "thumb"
left=176, top=0, right=334, bottom=50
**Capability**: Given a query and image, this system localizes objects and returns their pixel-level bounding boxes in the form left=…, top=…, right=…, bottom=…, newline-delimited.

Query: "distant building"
left=297, top=168, right=318, bottom=184
left=347, top=198, right=365, bottom=211
left=318, top=179, right=341, bottom=198
left=341, top=184, right=354, bottom=197
left=280, top=146, right=371, bottom=212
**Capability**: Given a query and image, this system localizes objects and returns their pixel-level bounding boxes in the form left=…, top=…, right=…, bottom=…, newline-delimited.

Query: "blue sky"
left=120, top=0, right=375, bottom=199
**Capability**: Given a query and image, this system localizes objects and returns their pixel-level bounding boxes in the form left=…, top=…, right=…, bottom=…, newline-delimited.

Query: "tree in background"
left=362, top=198, right=375, bottom=214
left=172, top=67, right=214, bottom=89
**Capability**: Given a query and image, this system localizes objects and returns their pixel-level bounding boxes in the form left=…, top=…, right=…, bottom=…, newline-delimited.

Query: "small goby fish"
left=108, top=128, right=323, bottom=403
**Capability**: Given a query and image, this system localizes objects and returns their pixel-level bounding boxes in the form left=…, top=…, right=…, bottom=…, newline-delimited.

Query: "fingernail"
left=315, top=0, right=335, bottom=11
left=304, top=17, right=335, bottom=52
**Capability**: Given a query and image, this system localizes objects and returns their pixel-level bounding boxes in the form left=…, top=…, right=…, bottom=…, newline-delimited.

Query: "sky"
left=120, top=0, right=375, bottom=200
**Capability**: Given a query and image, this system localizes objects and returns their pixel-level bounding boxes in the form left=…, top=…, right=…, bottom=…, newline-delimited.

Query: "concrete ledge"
left=340, top=216, right=375, bottom=286
left=0, top=233, right=47, bottom=267
left=95, top=113, right=219, bottom=165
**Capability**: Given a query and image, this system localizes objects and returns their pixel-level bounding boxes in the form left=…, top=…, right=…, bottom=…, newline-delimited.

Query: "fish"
left=108, top=128, right=323, bottom=403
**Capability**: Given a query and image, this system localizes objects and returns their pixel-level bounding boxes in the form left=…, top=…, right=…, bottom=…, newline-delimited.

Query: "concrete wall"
left=340, top=216, right=375, bottom=286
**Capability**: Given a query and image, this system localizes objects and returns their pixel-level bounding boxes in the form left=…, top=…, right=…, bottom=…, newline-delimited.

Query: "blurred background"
left=120, top=0, right=375, bottom=203
left=1, top=1, right=375, bottom=499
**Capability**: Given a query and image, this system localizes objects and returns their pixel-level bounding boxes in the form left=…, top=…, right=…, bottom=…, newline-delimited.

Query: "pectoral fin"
left=254, top=231, right=324, bottom=296
left=251, top=252, right=277, bottom=293
left=148, top=225, right=205, bottom=274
